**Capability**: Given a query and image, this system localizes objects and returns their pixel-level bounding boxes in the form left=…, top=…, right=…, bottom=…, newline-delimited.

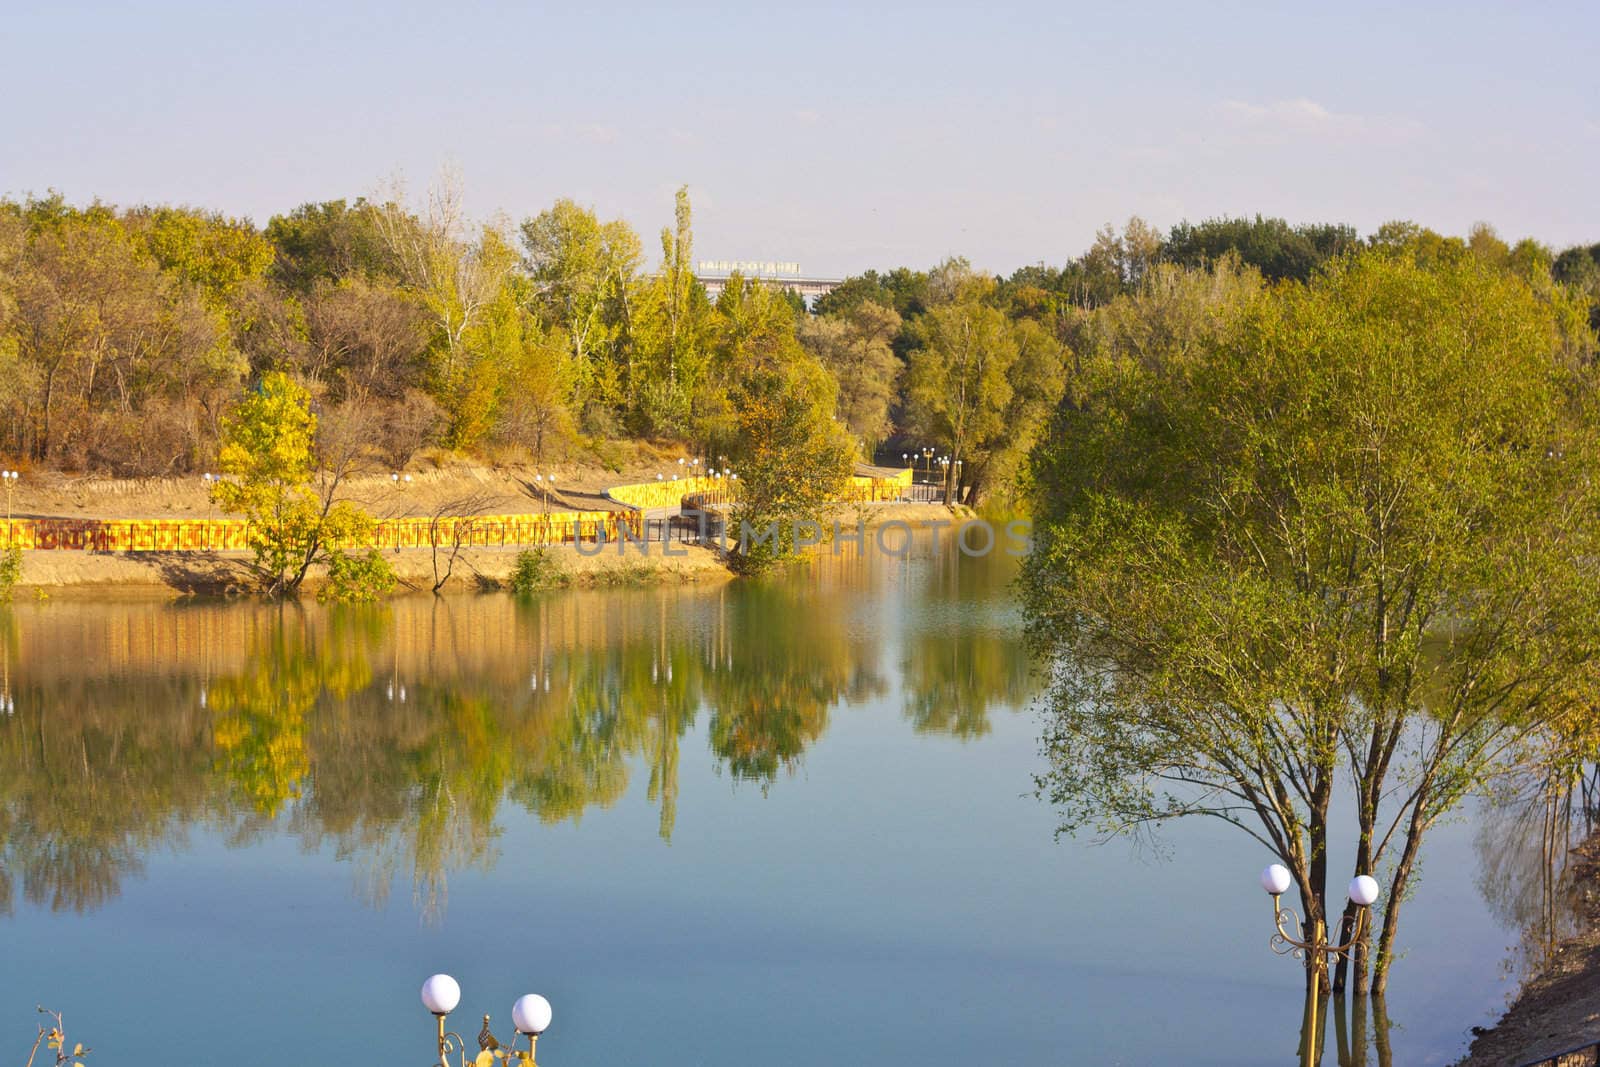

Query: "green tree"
left=372, top=176, right=517, bottom=446
left=797, top=299, right=902, bottom=453
left=1021, top=249, right=1600, bottom=994
left=812, top=267, right=929, bottom=323
left=1164, top=215, right=1359, bottom=282
left=130, top=206, right=275, bottom=307
left=727, top=360, right=855, bottom=574
left=904, top=260, right=1063, bottom=504
left=211, top=372, right=376, bottom=597
left=264, top=199, right=397, bottom=294
left=519, top=199, right=641, bottom=414
left=629, top=186, right=712, bottom=435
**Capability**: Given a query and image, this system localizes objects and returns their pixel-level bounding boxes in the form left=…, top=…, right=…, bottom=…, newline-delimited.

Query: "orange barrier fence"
left=0, top=468, right=913, bottom=552
left=606, top=476, right=723, bottom=510
left=0, top=518, right=252, bottom=552
left=0, top=511, right=643, bottom=553
left=678, top=472, right=911, bottom=513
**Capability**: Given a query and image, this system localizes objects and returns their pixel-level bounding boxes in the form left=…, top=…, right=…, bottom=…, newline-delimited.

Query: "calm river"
left=0, top=538, right=1556, bottom=1064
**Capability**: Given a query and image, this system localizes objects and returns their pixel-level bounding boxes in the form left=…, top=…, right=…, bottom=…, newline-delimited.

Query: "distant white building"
left=694, top=261, right=842, bottom=306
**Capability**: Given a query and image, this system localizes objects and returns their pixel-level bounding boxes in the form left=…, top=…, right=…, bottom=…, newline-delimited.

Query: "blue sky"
left=1, top=1, right=1596, bottom=276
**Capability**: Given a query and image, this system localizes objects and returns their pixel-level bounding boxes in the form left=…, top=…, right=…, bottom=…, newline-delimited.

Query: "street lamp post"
left=1260, top=865, right=1381, bottom=1067
left=1, top=469, right=18, bottom=537
left=421, top=974, right=552, bottom=1067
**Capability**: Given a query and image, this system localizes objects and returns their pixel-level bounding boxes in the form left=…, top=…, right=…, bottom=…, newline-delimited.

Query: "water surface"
left=0, top=541, right=1551, bottom=1064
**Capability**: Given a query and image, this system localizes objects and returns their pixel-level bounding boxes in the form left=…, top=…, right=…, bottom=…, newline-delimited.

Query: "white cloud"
left=538, top=122, right=619, bottom=144
left=1218, top=97, right=1421, bottom=142
left=575, top=124, right=618, bottom=144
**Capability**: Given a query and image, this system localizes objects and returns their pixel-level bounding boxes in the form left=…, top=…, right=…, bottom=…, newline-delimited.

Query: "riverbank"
left=0, top=456, right=655, bottom=521
left=11, top=502, right=966, bottom=598
left=1457, top=832, right=1600, bottom=1066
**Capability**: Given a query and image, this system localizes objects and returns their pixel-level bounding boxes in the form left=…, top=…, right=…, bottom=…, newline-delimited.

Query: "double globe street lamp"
left=1259, top=864, right=1381, bottom=1067
left=2, top=468, right=19, bottom=527
left=421, top=974, right=553, bottom=1067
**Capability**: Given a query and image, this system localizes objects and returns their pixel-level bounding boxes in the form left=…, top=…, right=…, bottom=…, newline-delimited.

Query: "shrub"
left=510, top=548, right=566, bottom=594
left=318, top=549, right=395, bottom=603
left=0, top=545, right=21, bottom=600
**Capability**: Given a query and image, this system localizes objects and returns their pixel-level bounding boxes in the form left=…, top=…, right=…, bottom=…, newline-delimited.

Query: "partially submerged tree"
left=1021, top=247, right=1600, bottom=993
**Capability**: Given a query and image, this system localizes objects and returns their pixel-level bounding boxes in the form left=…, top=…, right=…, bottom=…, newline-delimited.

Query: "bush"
left=510, top=548, right=566, bottom=594
left=0, top=545, right=21, bottom=600
left=318, top=549, right=396, bottom=603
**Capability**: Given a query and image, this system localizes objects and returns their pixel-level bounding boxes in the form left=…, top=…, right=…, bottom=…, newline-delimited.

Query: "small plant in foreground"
left=0, top=544, right=21, bottom=601
left=26, top=1007, right=90, bottom=1067
left=510, top=548, right=567, bottom=594
left=318, top=549, right=396, bottom=603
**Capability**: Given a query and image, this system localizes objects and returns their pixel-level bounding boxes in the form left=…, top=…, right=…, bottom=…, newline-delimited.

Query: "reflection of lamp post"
left=421, top=974, right=552, bottom=1067
left=1261, top=865, right=1381, bottom=1067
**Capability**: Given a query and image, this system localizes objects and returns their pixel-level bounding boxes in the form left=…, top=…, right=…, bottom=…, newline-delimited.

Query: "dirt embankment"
left=1457, top=833, right=1600, bottom=1066
left=2, top=457, right=666, bottom=521
left=15, top=542, right=735, bottom=597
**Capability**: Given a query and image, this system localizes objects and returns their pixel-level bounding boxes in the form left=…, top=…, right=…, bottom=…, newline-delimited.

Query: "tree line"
left=6, top=182, right=1598, bottom=517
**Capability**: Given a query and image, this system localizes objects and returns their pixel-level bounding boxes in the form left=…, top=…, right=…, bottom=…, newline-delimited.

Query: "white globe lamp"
left=1348, top=874, right=1380, bottom=907
left=511, top=994, right=553, bottom=1036
left=1259, top=863, right=1293, bottom=896
left=420, top=973, right=461, bottom=1016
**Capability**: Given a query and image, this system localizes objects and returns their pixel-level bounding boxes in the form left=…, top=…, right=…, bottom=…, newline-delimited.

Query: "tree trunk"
left=1334, top=785, right=1376, bottom=993
left=1305, top=773, right=1332, bottom=989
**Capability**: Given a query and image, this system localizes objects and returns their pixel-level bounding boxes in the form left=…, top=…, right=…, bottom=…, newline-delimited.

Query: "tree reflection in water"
left=1320, top=992, right=1395, bottom=1067
left=1474, top=768, right=1598, bottom=981
left=0, top=545, right=1037, bottom=920
left=1284, top=769, right=1599, bottom=1066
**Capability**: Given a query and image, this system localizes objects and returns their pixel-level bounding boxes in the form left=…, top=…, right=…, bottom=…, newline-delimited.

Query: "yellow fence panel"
left=0, top=468, right=910, bottom=554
